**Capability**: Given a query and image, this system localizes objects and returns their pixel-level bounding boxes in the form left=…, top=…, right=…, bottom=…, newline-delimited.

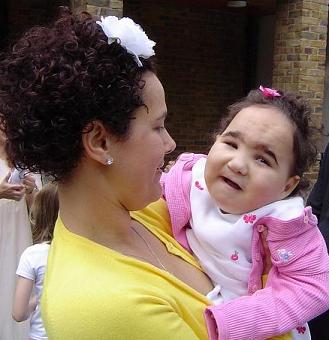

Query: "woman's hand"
left=22, top=174, right=39, bottom=210
left=0, top=172, right=25, bottom=201
left=22, top=174, right=37, bottom=195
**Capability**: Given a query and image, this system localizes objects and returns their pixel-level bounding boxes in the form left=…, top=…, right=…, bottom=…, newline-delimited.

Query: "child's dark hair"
left=218, top=88, right=317, bottom=196
left=31, top=183, right=59, bottom=243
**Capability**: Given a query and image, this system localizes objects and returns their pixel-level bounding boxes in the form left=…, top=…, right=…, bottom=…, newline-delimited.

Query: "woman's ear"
left=282, top=175, right=300, bottom=198
left=81, top=121, right=112, bottom=165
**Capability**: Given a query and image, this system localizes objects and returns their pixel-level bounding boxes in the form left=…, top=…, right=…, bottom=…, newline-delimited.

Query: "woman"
left=0, top=131, right=41, bottom=339
left=0, top=8, right=214, bottom=339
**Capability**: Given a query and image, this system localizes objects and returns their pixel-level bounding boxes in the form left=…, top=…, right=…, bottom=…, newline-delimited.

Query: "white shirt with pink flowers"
left=187, top=157, right=304, bottom=303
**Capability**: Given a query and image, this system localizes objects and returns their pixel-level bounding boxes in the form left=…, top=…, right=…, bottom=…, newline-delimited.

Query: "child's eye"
left=256, top=156, right=271, bottom=166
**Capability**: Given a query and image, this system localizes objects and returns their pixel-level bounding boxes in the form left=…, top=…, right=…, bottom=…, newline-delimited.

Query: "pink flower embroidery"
left=296, top=326, right=306, bottom=334
left=231, top=250, right=239, bottom=261
left=243, top=214, right=256, bottom=224
left=277, top=249, right=293, bottom=263
left=194, top=181, right=204, bottom=190
left=259, top=85, right=280, bottom=98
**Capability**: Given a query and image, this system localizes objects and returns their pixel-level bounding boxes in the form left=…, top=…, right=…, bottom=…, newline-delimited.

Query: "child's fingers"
left=163, top=160, right=176, bottom=173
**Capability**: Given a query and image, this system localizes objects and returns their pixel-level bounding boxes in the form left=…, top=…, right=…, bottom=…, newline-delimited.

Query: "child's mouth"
left=223, top=177, right=242, bottom=190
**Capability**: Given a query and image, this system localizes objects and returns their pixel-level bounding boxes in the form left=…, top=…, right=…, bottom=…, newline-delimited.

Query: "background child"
left=161, top=87, right=329, bottom=339
left=12, top=183, right=58, bottom=340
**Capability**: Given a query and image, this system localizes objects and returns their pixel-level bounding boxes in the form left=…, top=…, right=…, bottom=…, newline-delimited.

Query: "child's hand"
left=259, top=225, right=271, bottom=275
left=163, top=160, right=176, bottom=173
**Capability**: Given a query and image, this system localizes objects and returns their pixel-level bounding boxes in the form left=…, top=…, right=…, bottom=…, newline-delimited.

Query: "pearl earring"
left=106, top=156, right=113, bottom=165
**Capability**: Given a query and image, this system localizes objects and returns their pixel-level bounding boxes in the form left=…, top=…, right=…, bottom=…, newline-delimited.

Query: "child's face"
left=204, top=104, right=300, bottom=215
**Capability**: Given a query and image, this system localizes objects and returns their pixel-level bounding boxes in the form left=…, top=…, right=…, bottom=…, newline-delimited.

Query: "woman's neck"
left=58, top=170, right=134, bottom=248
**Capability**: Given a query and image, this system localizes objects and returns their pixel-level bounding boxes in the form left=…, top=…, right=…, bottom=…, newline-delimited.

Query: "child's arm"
left=205, top=208, right=329, bottom=340
left=13, top=245, right=37, bottom=322
left=12, top=276, right=36, bottom=321
left=161, top=153, right=206, bottom=251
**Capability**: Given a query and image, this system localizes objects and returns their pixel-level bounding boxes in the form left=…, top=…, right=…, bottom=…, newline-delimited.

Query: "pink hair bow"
left=259, top=85, right=280, bottom=98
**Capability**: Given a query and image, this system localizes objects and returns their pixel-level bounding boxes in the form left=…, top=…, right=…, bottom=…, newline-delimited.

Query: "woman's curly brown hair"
left=0, top=7, right=155, bottom=180
left=217, top=88, right=317, bottom=196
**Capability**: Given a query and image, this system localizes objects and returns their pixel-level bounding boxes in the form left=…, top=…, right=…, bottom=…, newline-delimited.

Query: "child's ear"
left=282, top=175, right=300, bottom=197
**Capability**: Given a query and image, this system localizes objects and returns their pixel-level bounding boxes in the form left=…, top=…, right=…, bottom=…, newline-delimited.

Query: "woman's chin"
left=150, top=183, right=163, bottom=202
left=128, top=186, right=162, bottom=211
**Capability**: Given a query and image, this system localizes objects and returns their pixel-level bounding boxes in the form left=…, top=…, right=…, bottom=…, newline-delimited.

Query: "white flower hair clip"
left=96, top=16, right=156, bottom=67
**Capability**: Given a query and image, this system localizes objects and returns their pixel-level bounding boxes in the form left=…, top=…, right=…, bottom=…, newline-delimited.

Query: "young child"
left=161, top=86, right=329, bottom=339
left=12, top=183, right=59, bottom=340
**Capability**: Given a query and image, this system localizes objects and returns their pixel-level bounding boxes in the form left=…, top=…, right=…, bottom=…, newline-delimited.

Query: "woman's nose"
left=164, top=129, right=176, bottom=155
left=227, top=155, right=248, bottom=176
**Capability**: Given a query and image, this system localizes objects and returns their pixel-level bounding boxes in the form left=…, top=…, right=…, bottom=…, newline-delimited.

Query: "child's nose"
left=227, top=156, right=248, bottom=176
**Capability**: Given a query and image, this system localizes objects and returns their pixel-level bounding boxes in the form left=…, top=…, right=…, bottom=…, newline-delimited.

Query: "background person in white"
left=0, top=131, right=41, bottom=340
left=14, top=243, right=50, bottom=340
left=13, top=183, right=58, bottom=340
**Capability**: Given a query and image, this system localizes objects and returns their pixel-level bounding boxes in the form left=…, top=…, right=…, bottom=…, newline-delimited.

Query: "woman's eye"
left=155, top=126, right=165, bottom=132
left=225, top=141, right=237, bottom=149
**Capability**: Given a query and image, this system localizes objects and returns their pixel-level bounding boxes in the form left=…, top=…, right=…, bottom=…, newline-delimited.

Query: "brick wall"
left=86, top=0, right=123, bottom=17
left=70, top=0, right=86, bottom=13
left=124, top=0, right=248, bottom=160
left=273, top=0, right=328, bottom=144
left=273, top=0, right=329, bottom=182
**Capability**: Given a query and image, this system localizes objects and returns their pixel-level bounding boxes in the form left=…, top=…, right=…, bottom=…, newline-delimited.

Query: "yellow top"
left=41, top=199, right=210, bottom=340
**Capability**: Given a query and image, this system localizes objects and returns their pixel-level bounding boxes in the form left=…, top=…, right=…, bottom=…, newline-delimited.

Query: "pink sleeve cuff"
left=204, top=306, right=227, bottom=340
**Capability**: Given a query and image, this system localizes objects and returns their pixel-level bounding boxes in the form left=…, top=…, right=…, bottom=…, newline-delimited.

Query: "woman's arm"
left=12, top=276, right=36, bottom=322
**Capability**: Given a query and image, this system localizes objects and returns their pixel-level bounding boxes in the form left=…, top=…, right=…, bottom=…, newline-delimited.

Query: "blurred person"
left=307, top=142, right=329, bottom=340
left=13, top=183, right=59, bottom=340
left=0, top=131, right=41, bottom=339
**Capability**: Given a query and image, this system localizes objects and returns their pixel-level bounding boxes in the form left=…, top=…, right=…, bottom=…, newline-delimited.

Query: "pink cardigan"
left=161, top=153, right=329, bottom=340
